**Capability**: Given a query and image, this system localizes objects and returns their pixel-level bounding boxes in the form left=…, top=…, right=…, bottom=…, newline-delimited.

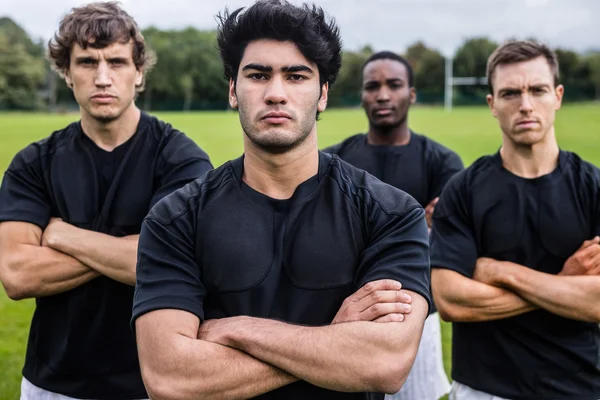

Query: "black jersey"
left=0, top=112, right=213, bottom=399
left=323, top=132, right=463, bottom=208
left=430, top=150, right=600, bottom=400
left=133, top=151, right=431, bottom=400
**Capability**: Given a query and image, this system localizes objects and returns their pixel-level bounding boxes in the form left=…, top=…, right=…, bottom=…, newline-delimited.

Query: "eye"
left=532, top=87, right=547, bottom=95
left=502, top=91, right=519, bottom=99
left=249, top=73, right=268, bottom=80
left=287, top=74, right=307, bottom=81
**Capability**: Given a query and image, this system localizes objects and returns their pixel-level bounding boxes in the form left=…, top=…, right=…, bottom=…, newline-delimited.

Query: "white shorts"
left=385, top=312, right=451, bottom=400
left=20, top=377, right=149, bottom=400
left=449, top=381, right=511, bottom=400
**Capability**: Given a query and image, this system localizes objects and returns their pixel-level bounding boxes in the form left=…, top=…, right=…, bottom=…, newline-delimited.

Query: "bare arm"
left=476, top=257, right=600, bottom=322
left=200, top=290, right=428, bottom=394
left=0, top=221, right=99, bottom=300
left=43, top=218, right=138, bottom=286
left=136, top=309, right=297, bottom=400
left=432, top=268, right=537, bottom=322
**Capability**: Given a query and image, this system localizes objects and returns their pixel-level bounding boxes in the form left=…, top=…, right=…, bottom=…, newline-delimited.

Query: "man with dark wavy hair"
left=132, top=1, right=431, bottom=399
left=0, top=2, right=212, bottom=399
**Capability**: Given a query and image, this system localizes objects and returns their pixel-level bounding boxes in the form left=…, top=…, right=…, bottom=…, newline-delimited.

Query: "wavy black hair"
left=362, top=51, right=415, bottom=88
left=216, top=0, right=342, bottom=88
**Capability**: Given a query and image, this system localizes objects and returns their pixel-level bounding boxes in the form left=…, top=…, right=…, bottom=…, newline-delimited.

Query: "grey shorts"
left=20, top=377, right=149, bottom=400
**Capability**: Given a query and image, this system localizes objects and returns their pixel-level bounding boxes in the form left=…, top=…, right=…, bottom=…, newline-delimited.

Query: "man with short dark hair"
left=431, top=40, right=600, bottom=400
left=0, top=2, right=212, bottom=399
left=324, top=51, right=462, bottom=400
left=132, top=2, right=431, bottom=399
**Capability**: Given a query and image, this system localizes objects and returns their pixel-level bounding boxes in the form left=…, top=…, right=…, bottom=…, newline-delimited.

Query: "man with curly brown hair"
left=0, top=2, right=212, bottom=399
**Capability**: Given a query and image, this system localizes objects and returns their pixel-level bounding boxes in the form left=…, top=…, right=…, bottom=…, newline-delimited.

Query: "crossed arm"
left=136, top=281, right=427, bottom=400
left=433, top=237, right=600, bottom=323
left=0, top=219, right=138, bottom=299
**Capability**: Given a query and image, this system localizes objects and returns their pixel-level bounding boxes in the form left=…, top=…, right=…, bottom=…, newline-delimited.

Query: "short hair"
left=486, top=40, right=559, bottom=94
left=362, top=51, right=415, bottom=88
left=216, top=0, right=342, bottom=88
left=47, top=1, right=156, bottom=92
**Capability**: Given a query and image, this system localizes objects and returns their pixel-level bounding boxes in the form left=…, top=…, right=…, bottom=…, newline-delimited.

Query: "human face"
left=361, top=59, right=415, bottom=131
left=65, top=40, right=142, bottom=123
left=487, top=56, right=563, bottom=148
left=229, top=39, right=328, bottom=153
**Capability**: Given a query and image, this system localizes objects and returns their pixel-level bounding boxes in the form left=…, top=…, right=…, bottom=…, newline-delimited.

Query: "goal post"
left=444, top=56, right=488, bottom=111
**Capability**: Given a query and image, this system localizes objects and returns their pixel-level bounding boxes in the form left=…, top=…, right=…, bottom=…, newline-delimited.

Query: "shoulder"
left=322, top=133, right=365, bottom=155
left=326, top=152, right=421, bottom=216
left=147, top=159, right=236, bottom=225
left=417, top=133, right=463, bottom=165
left=7, top=123, right=78, bottom=172
left=142, top=113, right=211, bottom=165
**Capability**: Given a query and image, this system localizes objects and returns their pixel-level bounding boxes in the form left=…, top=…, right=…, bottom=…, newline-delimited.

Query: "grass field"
left=0, top=103, right=599, bottom=399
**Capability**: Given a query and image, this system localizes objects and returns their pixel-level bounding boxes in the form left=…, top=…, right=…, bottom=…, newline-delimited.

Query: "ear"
left=135, top=68, right=143, bottom=87
left=486, top=94, right=498, bottom=118
left=317, top=82, right=329, bottom=113
left=64, top=69, right=73, bottom=89
left=409, top=87, right=417, bottom=104
left=554, top=84, right=564, bottom=111
left=229, top=78, right=238, bottom=109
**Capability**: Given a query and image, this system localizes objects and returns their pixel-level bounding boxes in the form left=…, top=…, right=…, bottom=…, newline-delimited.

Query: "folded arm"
left=200, top=290, right=428, bottom=394
left=432, top=268, right=537, bottom=322
left=0, top=221, right=99, bottom=299
left=43, top=218, right=138, bottom=286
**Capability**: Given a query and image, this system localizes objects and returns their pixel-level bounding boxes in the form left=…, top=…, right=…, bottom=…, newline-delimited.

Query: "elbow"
left=434, top=297, right=460, bottom=323
left=369, top=357, right=412, bottom=394
left=141, top=369, right=183, bottom=400
left=0, top=259, right=36, bottom=300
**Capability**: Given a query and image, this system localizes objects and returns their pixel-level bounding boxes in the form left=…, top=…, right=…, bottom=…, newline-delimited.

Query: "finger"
left=578, top=243, right=600, bottom=259
left=374, top=313, right=405, bottom=323
left=354, top=289, right=412, bottom=313
left=362, top=302, right=412, bottom=321
left=580, top=236, right=600, bottom=250
left=354, top=279, right=403, bottom=301
left=586, top=252, right=600, bottom=275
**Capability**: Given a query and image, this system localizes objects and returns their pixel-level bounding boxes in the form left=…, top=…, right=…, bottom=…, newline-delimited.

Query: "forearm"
left=142, top=334, right=297, bottom=400
left=433, top=270, right=536, bottom=322
left=48, top=227, right=138, bottom=286
left=1, top=244, right=99, bottom=299
left=497, top=261, right=600, bottom=322
left=222, top=317, right=422, bottom=394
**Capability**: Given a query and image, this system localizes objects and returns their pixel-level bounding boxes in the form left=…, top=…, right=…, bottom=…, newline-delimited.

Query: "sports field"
left=0, top=103, right=599, bottom=399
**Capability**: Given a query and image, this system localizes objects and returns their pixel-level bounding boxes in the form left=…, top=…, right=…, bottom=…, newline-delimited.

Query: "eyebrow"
left=498, top=83, right=551, bottom=93
left=364, top=78, right=404, bottom=85
left=242, top=63, right=314, bottom=74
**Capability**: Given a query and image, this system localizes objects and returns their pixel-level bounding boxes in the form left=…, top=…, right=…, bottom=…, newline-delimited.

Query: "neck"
left=80, top=104, right=141, bottom=151
left=243, top=132, right=319, bottom=200
left=366, top=120, right=410, bottom=146
left=500, top=128, right=560, bottom=178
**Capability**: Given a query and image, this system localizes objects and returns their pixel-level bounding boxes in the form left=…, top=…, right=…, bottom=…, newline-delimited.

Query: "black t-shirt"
left=132, top=151, right=431, bottom=400
left=323, top=132, right=463, bottom=208
left=430, top=150, right=600, bottom=400
left=0, top=112, right=213, bottom=399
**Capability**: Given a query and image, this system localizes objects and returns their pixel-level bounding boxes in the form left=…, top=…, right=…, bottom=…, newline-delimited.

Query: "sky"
left=2, top=0, right=598, bottom=57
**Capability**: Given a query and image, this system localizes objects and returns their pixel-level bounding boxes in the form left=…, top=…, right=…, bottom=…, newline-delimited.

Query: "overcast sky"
left=2, top=0, right=598, bottom=56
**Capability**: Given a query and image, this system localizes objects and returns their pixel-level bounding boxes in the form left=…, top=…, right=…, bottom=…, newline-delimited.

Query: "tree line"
left=1, top=16, right=599, bottom=111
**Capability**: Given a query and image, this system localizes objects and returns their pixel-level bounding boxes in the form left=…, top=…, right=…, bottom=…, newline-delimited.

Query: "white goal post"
left=444, top=56, right=488, bottom=111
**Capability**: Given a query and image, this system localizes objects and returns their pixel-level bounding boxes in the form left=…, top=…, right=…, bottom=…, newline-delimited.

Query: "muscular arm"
left=44, top=219, right=138, bottom=286
left=201, top=290, right=428, bottom=394
left=432, top=268, right=537, bottom=322
left=136, top=309, right=297, bottom=400
left=480, top=258, right=600, bottom=322
left=0, top=221, right=99, bottom=300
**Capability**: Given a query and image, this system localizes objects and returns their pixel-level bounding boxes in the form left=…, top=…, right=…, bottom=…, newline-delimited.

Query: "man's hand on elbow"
left=560, top=236, right=600, bottom=276
left=332, top=279, right=413, bottom=324
left=42, top=217, right=76, bottom=249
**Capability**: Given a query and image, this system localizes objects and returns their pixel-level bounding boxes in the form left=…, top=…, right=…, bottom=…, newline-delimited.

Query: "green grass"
left=0, top=103, right=599, bottom=399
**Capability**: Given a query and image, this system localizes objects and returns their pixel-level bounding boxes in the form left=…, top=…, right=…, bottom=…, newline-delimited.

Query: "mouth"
left=91, top=94, right=116, bottom=104
left=373, top=108, right=394, bottom=117
left=515, top=119, right=539, bottom=128
left=261, top=112, right=292, bottom=125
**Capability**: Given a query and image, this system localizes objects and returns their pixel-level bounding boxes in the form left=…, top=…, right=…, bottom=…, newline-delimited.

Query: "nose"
left=519, top=92, right=534, bottom=113
left=94, top=61, right=112, bottom=88
left=264, top=76, right=287, bottom=105
left=376, top=87, right=390, bottom=102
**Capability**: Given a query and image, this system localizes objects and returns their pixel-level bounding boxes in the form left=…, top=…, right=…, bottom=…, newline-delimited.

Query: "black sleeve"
left=132, top=206, right=205, bottom=327
left=429, top=173, right=478, bottom=277
left=321, top=141, right=343, bottom=155
left=430, top=150, right=464, bottom=200
left=151, top=133, right=213, bottom=208
left=357, top=206, right=432, bottom=313
left=0, top=147, right=51, bottom=228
